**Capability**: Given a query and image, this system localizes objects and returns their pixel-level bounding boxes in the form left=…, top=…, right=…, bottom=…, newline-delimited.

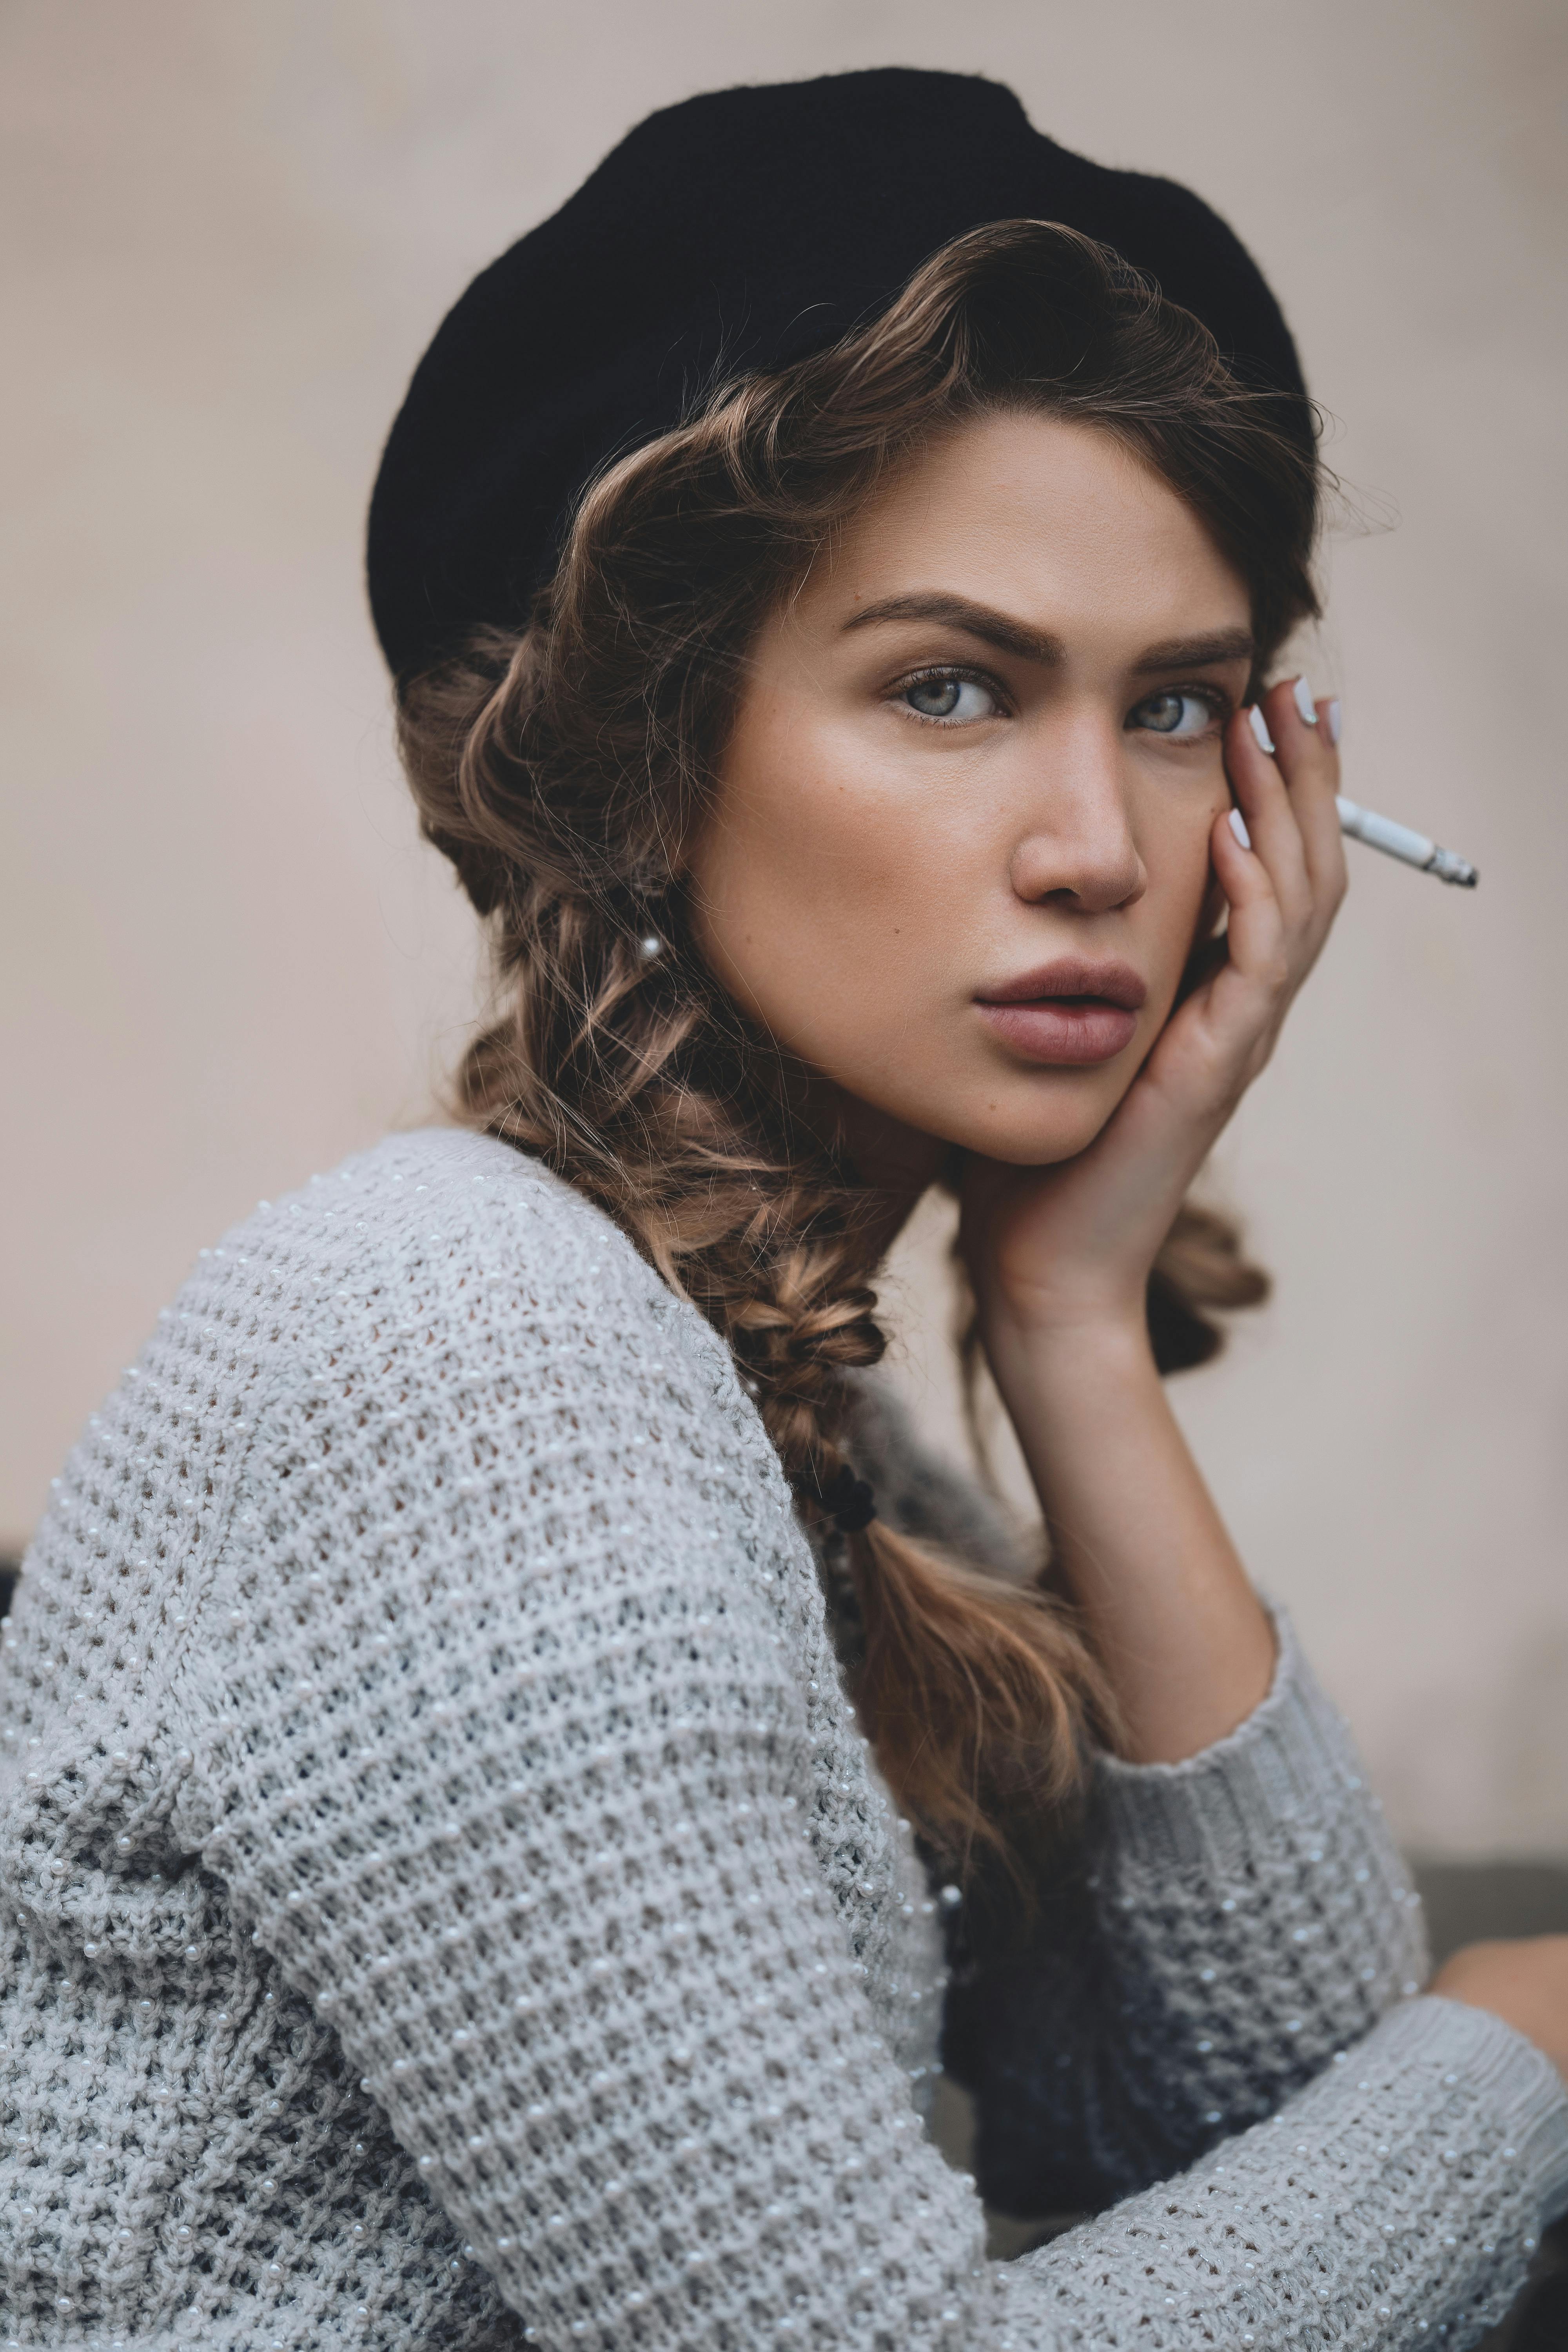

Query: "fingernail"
left=1229, top=807, right=1253, bottom=850
left=1292, top=676, right=1318, bottom=726
left=1327, top=698, right=1343, bottom=747
left=1247, top=705, right=1276, bottom=756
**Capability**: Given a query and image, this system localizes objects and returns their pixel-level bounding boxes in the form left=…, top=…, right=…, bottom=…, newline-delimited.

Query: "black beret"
left=368, top=66, right=1307, bottom=682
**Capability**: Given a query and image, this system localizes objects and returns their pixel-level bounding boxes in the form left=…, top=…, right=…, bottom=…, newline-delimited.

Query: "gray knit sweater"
left=3, top=1126, right=1565, bottom=2352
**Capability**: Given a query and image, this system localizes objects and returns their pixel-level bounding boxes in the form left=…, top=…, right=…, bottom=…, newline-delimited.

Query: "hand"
left=1429, top=1936, right=1568, bottom=2088
left=952, top=678, right=1343, bottom=1760
left=960, top=676, right=1347, bottom=1348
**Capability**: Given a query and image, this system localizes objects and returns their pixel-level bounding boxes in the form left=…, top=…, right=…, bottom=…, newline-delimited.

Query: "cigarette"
left=1336, top=796, right=1477, bottom=888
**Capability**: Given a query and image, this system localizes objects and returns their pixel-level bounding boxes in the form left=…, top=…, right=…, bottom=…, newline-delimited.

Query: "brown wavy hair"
left=396, top=221, right=1318, bottom=1869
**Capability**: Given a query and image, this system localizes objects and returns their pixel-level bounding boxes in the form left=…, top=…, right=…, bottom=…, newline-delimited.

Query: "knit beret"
left=367, top=66, right=1307, bottom=682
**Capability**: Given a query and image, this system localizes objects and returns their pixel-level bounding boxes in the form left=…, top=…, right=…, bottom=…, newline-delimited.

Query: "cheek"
left=692, top=707, right=953, bottom=1034
left=1138, top=789, right=1227, bottom=1002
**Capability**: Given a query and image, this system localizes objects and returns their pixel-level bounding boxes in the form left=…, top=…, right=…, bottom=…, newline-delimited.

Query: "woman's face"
left=688, top=410, right=1254, bottom=1174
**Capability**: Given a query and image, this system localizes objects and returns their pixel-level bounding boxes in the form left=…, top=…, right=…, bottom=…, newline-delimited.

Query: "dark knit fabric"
left=367, top=67, right=1309, bottom=681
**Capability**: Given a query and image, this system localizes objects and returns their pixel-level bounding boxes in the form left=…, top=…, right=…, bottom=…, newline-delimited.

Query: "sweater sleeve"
left=997, top=1993, right=1568, bottom=2349
left=875, top=1430, right=1568, bottom=2350
left=946, top=1615, right=1451, bottom=2212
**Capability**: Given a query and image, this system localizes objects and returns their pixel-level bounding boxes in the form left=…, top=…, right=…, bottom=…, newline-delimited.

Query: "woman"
left=4, top=68, right=1565, bottom=2352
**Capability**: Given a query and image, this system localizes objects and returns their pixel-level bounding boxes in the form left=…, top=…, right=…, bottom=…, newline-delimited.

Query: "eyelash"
left=1130, top=682, right=1235, bottom=733
left=891, top=664, right=1011, bottom=725
left=890, top=666, right=1237, bottom=732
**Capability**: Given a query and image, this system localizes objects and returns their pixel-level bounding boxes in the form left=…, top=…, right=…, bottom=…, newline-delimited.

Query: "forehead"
left=801, top=409, right=1248, bottom=641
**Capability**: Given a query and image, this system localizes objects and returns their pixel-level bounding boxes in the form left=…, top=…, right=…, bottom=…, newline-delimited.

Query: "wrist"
left=981, top=1298, right=1158, bottom=1401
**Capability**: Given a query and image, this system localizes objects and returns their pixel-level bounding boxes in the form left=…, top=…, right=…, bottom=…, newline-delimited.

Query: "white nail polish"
left=1229, top=808, right=1252, bottom=850
left=1247, top=706, right=1276, bottom=756
left=1327, top=698, right=1343, bottom=747
left=1292, top=677, right=1318, bottom=726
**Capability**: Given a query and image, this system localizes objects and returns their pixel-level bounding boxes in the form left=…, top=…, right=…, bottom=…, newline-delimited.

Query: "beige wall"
left=3, top=0, right=1564, bottom=1857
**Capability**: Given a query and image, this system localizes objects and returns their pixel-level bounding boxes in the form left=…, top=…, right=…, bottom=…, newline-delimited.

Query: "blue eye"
left=1129, top=689, right=1220, bottom=739
left=900, top=671, right=1000, bottom=725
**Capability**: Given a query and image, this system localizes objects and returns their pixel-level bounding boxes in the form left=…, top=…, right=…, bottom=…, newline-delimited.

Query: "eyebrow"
left=840, top=593, right=1254, bottom=676
left=1131, top=628, right=1256, bottom=675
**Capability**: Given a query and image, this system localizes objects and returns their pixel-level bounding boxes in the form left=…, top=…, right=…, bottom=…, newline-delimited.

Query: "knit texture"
left=2, top=1125, right=1564, bottom=2352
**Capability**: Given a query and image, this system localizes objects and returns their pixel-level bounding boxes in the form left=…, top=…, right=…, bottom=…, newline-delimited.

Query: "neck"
left=807, top=1080, right=951, bottom=1263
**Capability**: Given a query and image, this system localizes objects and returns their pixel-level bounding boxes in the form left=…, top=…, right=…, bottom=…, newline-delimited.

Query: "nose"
left=1007, top=716, right=1146, bottom=915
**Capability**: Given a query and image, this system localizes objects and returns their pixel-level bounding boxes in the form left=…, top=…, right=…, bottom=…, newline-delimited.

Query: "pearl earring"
left=637, top=933, right=663, bottom=962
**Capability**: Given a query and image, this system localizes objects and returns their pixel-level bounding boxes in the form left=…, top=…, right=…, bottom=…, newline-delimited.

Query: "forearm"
left=984, top=1313, right=1273, bottom=1761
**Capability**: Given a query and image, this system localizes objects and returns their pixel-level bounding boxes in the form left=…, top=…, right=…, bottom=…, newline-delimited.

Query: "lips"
left=974, top=956, right=1146, bottom=1068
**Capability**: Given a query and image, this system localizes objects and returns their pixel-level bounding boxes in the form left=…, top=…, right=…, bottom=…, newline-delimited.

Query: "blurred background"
left=2, top=0, right=1564, bottom=1870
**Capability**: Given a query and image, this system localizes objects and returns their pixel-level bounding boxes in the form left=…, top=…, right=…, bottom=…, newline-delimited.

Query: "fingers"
left=1261, top=673, right=1348, bottom=913
left=1208, top=797, right=1288, bottom=1000
left=1190, top=673, right=1349, bottom=1078
left=1223, top=675, right=1347, bottom=954
left=1223, top=701, right=1310, bottom=941
left=1256, top=676, right=1347, bottom=912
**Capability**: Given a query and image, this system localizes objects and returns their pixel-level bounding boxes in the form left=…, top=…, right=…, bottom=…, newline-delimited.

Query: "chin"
left=967, top=1122, right=1109, bottom=1169
left=939, top=1074, right=1127, bottom=1167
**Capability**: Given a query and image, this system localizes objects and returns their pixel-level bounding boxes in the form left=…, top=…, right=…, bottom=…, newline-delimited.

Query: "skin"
left=689, top=408, right=1567, bottom=2083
